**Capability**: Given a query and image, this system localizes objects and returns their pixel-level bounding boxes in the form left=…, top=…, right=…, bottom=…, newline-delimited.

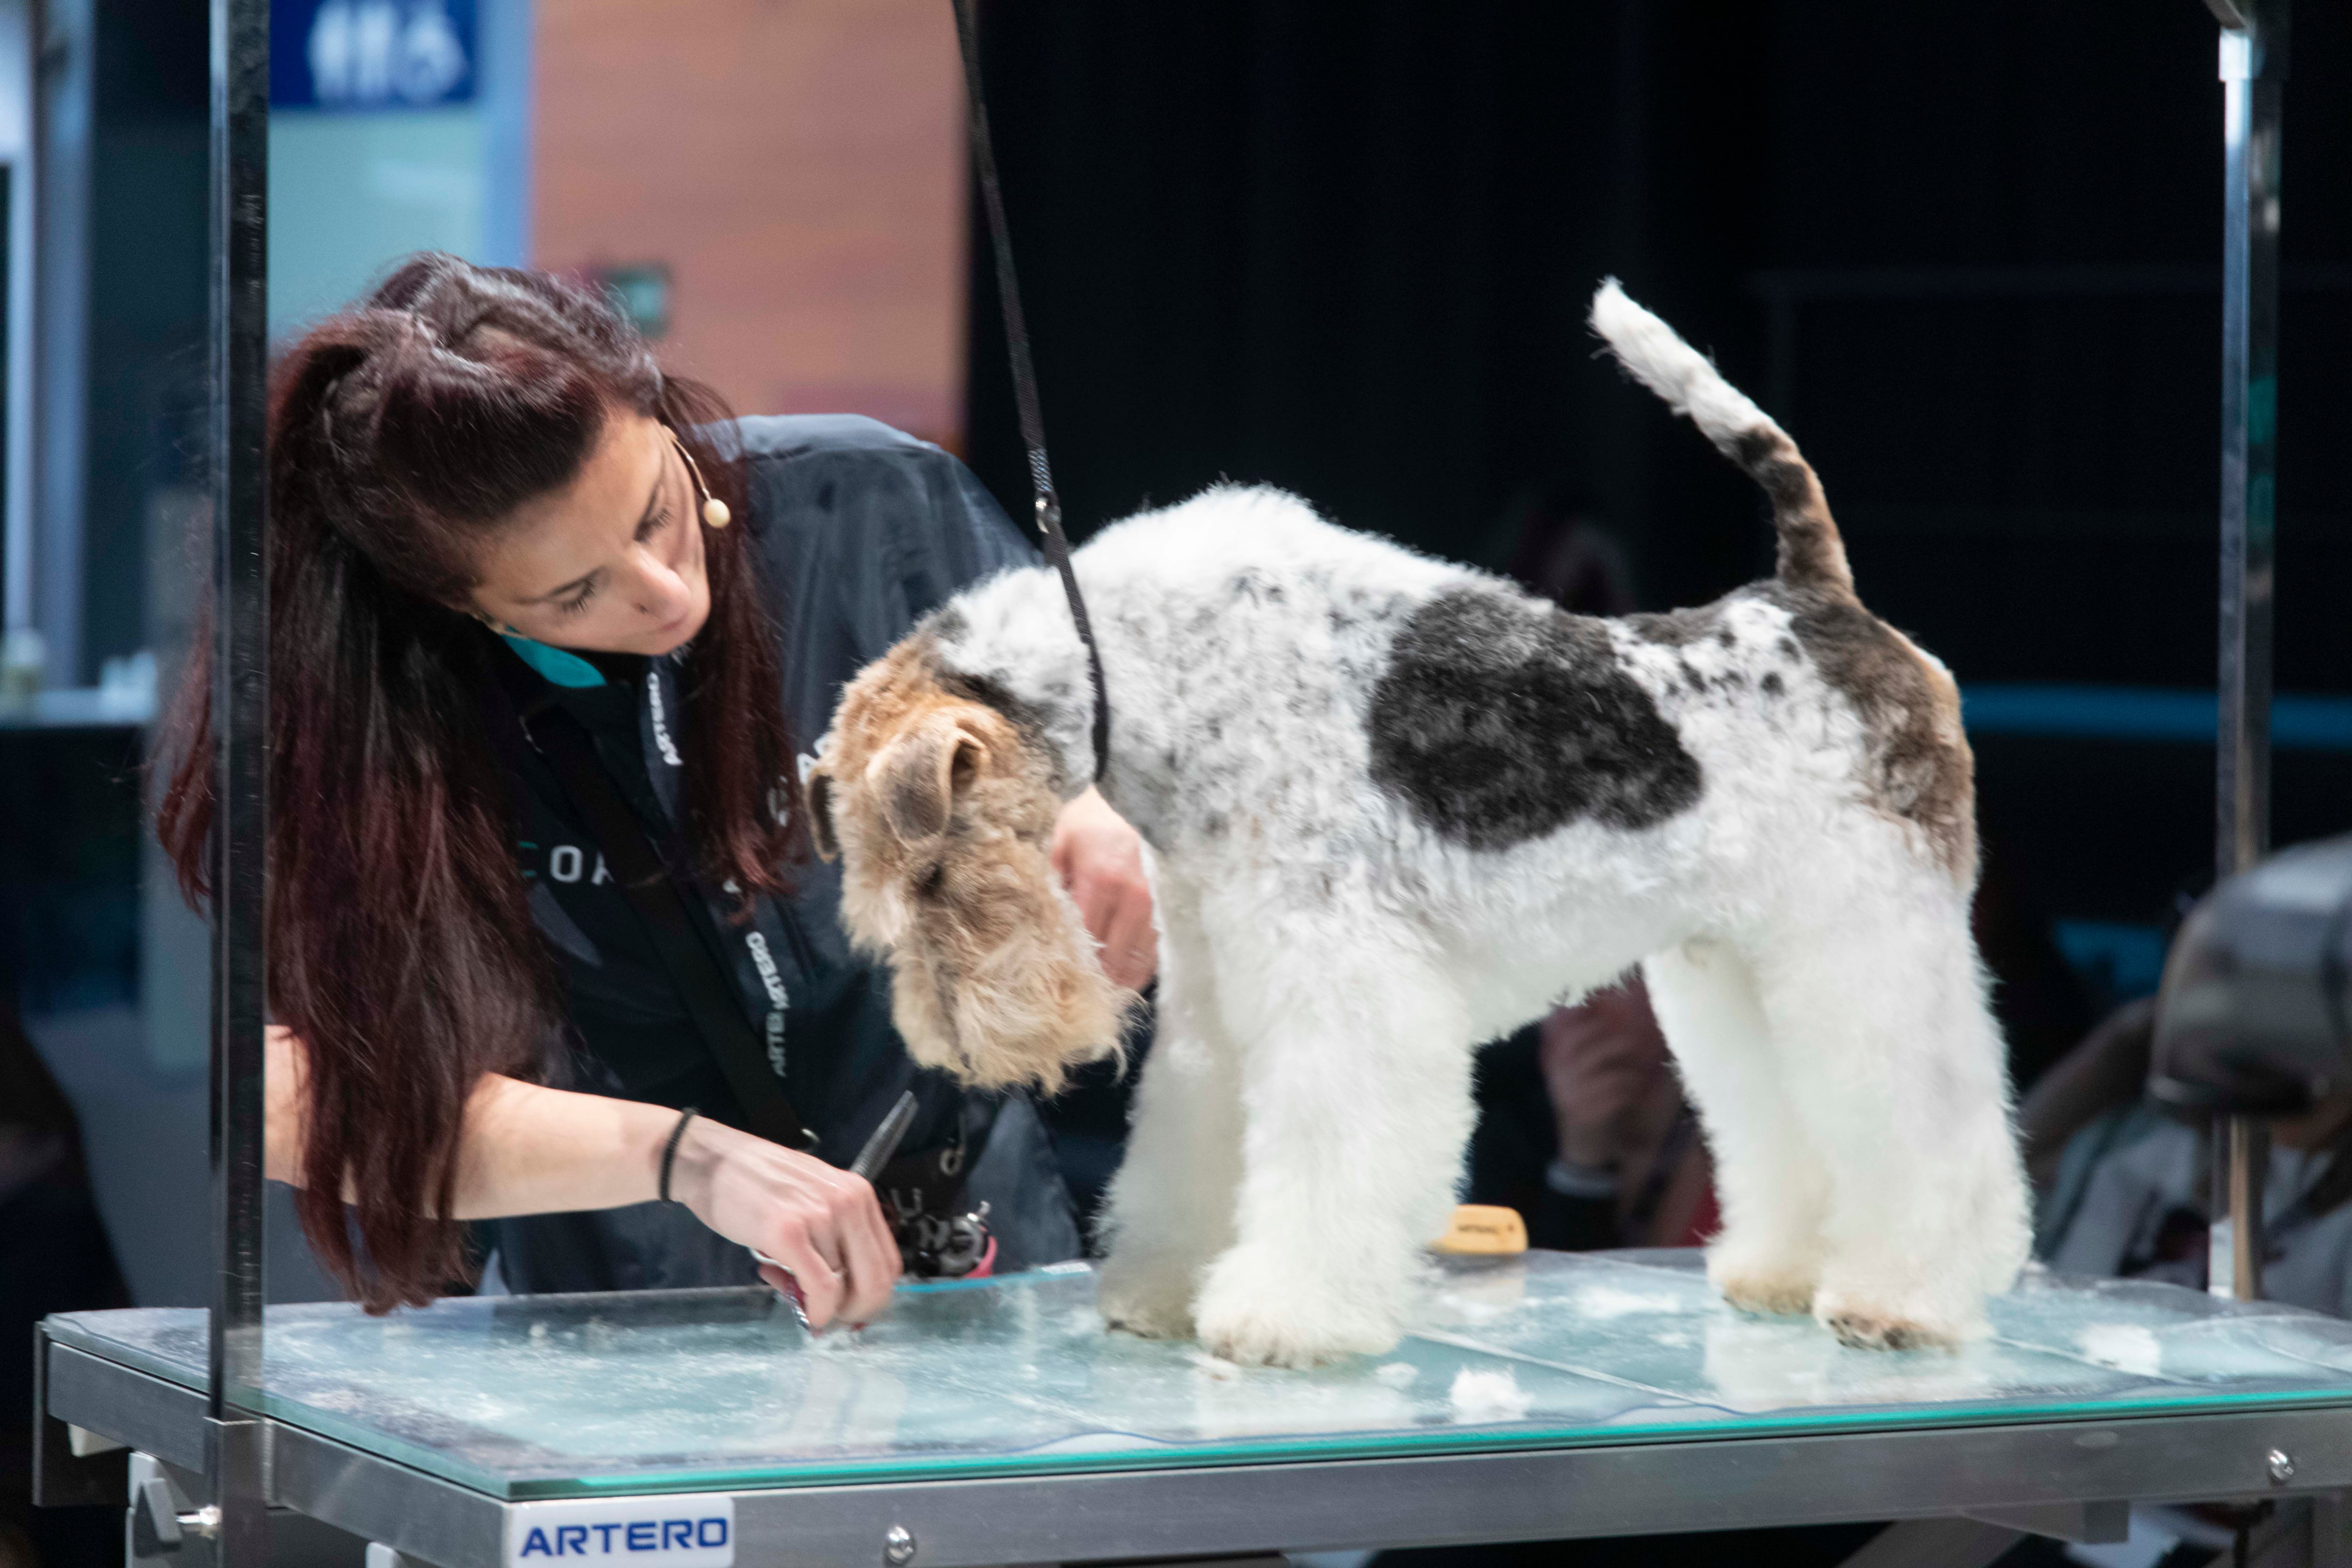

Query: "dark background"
left=79, top=0, right=212, bottom=678
left=960, top=0, right=2352, bottom=977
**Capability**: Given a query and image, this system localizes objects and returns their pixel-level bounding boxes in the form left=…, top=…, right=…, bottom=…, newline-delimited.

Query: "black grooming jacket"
left=478, top=415, right=1081, bottom=1293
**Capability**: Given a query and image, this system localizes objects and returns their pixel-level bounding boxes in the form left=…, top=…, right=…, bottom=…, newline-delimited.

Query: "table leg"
left=1964, top=1500, right=2130, bottom=1544
left=1833, top=1518, right=2026, bottom=1568
left=125, top=1453, right=183, bottom=1568
left=2315, top=1495, right=2352, bottom=1568
left=2254, top=1495, right=2352, bottom=1568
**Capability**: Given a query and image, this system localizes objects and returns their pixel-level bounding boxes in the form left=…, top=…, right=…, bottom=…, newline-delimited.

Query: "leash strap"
left=952, top=0, right=1112, bottom=782
left=521, top=699, right=819, bottom=1153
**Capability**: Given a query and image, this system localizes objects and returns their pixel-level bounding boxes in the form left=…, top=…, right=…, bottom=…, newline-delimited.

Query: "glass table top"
left=48, top=1250, right=2352, bottom=1501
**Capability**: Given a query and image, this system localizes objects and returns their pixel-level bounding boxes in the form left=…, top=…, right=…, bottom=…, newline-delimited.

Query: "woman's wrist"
left=621, top=1099, right=711, bottom=1211
left=656, top=1107, right=700, bottom=1203
left=1545, top=1154, right=1621, bottom=1201
left=660, top=1111, right=729, bottom=1217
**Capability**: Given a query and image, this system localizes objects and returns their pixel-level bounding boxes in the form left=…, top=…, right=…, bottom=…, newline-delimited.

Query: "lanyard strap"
left=522, top=700, right=818, bottom=1153
left=951, top=0, right=1111, bottom=783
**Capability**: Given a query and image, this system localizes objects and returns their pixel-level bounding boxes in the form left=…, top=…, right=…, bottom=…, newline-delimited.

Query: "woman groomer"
left=157, top=254, right=1156, bottom=1327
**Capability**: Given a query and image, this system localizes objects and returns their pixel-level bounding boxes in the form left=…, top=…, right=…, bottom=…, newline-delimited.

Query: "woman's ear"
left=449, top=596, right=505, bottom=634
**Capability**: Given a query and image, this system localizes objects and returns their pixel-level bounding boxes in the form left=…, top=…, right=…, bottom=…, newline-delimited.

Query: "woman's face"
left=467, top=408, right=713, bottom=657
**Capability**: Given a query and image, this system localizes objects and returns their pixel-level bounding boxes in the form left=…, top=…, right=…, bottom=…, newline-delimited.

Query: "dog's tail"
left=1589, top=279, right=1853, bottom=599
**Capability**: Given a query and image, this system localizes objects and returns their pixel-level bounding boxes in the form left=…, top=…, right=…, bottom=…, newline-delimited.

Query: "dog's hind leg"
left=1643, top=939, right=1828, bottom=1319
left=1189, top=897, right=1477, bottom=1368
left=1749, top=881, right=2031, bottom=1350
left=1097, top=872, right=1244, bottom=1341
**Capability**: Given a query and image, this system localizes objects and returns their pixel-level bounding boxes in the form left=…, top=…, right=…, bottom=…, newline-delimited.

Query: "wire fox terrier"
left=806, top=282, right=2030, bottom=1367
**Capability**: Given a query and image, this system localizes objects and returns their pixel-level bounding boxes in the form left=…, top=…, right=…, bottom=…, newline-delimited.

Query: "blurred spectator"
left=1538, top=978, right=1715, bottom=1248
left=1970, top=835, right=2098, bottom=1093
left=1467, top=978, right=1715, bottom=1253
left=2030, top=998, right=2352, bottom=1315
left=0, top=1003, right=131, bottom=1567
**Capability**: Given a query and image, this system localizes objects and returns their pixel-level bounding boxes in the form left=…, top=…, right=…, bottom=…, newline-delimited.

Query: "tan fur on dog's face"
left=806, top=634, right=1131, bottom=1093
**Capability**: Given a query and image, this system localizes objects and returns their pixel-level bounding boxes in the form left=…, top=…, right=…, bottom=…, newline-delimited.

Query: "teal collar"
left=500, top=632, right=607, bottom=689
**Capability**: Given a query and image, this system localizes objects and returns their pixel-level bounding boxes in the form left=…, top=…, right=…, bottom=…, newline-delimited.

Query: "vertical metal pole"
left=2206, top=0, right=2287, bottom=1304
left=208, top=0, right=269, bottom=1555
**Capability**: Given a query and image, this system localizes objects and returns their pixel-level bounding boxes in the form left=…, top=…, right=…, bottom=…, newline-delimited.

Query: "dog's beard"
left=869, top=840, right=1130, bottom=1095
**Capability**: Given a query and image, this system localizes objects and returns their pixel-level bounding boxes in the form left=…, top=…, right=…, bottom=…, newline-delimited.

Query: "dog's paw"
left=1097, top=1270, right=1197, bottom=1342
left=1813, top=1288, right=1980, bottom=1353
left=1196, top=1300, right=1398, bottom=1369
left=1706, top=1245, right=1820, bottom=1318
left=1192, top=1248, right=1402, bottom=1369
left=1712, top=1265, right=1818, bottom=1319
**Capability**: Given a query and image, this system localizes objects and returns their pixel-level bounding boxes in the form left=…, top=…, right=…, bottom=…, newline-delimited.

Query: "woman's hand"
left=665, top=1116, right=902, bottom=1329
left=1051, top=786, right=1158, bottom=989
left=1539, top=979, right=1673, bottom=1172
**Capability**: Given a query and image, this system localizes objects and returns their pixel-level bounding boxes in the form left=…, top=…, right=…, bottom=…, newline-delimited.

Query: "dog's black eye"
left=917, top=861, right=947, bottom=899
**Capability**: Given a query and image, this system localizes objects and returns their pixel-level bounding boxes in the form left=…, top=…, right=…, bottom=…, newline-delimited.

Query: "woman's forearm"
left=448, top=1074, right=675, bottom=1218
left=265, top=1026, right=670, bottom=1217
left=266, top=1027, right=902, bottom=1324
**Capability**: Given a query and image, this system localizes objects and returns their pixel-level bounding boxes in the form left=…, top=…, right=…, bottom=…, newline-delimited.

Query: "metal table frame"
left=36, top=1325, right=2352, bottom=1568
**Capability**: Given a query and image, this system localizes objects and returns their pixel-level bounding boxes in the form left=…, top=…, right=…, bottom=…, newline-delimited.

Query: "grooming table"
left=37, top=1249, right=2352, bottom=1568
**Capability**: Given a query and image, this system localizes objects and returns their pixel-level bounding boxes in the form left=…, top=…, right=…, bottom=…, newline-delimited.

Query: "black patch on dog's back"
left=1370, top=587, right=1702, bottom=851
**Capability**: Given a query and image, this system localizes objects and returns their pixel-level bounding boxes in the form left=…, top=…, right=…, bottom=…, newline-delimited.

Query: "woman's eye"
left=637, top=505, right=673, bottom=542
left=555, top=580, right=599, bottom=617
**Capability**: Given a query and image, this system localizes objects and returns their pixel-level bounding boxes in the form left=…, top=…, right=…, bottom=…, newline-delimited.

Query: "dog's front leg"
left=1191, top=900, right=1476, bottom=1369
left=1097, top=874, right=1243, bottom=1341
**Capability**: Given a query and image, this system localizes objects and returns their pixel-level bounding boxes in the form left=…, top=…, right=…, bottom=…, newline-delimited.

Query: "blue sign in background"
left=270, top=0, right=477, bottom=110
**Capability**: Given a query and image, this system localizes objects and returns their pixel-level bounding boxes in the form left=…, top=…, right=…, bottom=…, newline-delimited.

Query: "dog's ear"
left=803, top=767, right=839, bottom=861
left=875, top=712, right=991, bottom=846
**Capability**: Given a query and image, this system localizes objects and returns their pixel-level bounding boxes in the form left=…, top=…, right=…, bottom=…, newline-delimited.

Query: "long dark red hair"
left=157, top=254, right=796, bottom=1310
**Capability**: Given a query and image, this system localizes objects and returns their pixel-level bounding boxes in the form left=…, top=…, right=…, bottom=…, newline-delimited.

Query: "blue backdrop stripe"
left=1960, top=685, right=2352, bottom=751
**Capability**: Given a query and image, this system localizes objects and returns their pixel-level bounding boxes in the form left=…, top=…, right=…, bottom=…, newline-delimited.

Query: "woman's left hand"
left=1051, top=787, right=1158, bottom=990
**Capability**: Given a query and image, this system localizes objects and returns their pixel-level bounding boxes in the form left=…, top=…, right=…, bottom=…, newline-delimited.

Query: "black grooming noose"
left=951, top=0, right=1112, bottom=784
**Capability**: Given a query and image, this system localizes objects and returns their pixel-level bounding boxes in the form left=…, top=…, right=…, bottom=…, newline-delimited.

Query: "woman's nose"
left=626, top=547, right=690, bottom=618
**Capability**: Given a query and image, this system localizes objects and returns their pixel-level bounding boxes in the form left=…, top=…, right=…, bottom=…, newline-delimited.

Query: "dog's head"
left=805, top=632, right=1131, bottom=1094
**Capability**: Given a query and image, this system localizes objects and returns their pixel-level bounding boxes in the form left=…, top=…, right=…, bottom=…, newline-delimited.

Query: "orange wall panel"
left=534, top=0, right=966, bottom=445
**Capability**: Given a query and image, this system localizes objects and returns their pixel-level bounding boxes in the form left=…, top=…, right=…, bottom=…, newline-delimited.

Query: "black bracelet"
left=658, top=1107, right=699, bottom=1204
